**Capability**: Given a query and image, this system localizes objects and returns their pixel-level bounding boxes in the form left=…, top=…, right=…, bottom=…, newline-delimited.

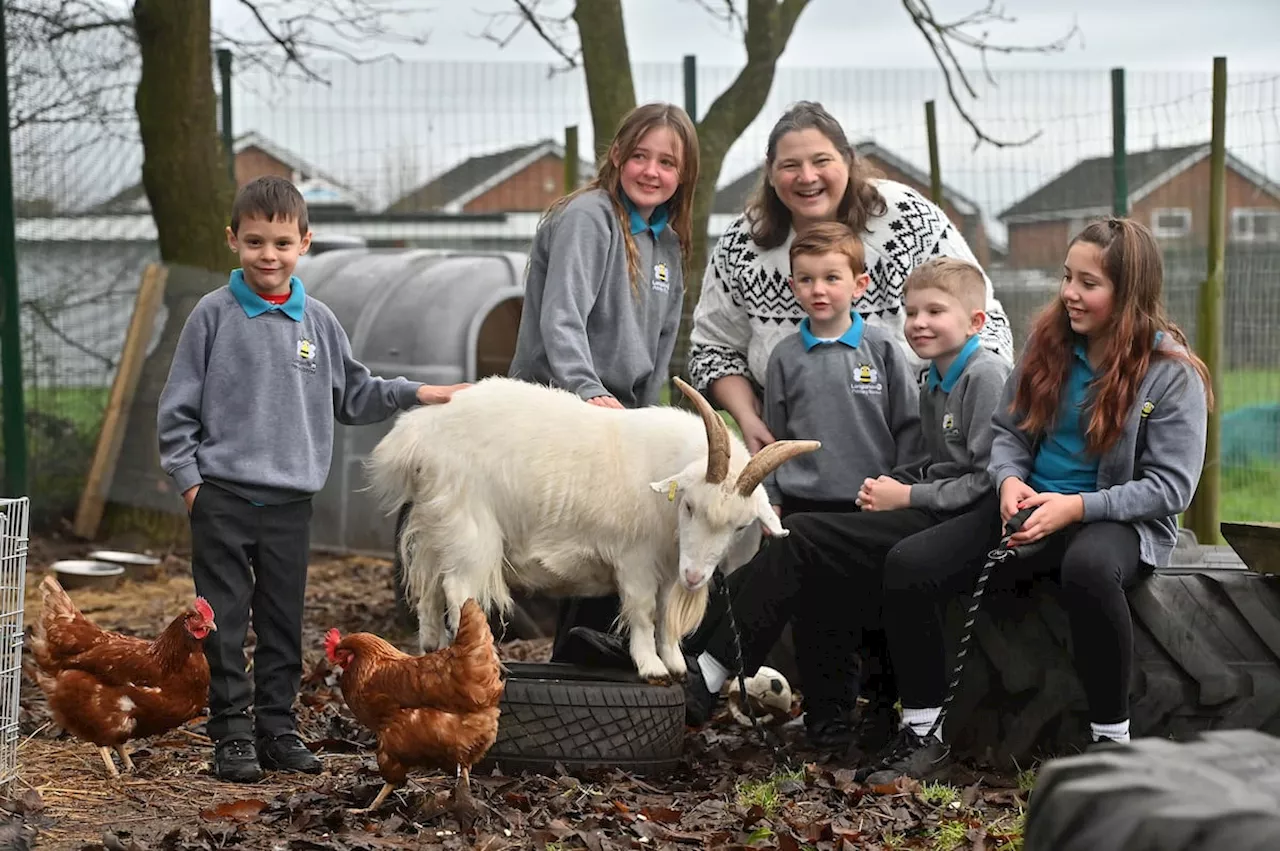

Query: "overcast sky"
left=213, top=0, right=1280, bottom=72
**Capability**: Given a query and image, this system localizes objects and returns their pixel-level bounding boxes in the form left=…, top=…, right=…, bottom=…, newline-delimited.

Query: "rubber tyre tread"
left=945, top=567, right=1280, bottom=765
left=1024, top=729, right=1280, bottom=851
left=483, top=661, right=686, bottom=776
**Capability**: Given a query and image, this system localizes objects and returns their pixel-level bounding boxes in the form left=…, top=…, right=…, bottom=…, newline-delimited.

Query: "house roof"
left=88, top=132, right=365, bottom=214
left=386, top=139, right=596, bottom=214
left=713, top=140, right=980, bottom=217
left=999, top=143, right=1280, bottom=223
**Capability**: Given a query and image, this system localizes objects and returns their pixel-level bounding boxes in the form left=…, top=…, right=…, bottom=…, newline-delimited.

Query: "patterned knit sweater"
left=688, top=179, right=1014, bottom=393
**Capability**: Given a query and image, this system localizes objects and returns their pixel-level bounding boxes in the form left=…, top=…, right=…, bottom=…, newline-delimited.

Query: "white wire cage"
left=0, top=498, right=28, bottom=791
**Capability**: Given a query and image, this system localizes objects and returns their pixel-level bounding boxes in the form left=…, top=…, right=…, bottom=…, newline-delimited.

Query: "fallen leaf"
left=640, top=806, right=681, bottom=824
left=199, top=799, right=268, bottom=822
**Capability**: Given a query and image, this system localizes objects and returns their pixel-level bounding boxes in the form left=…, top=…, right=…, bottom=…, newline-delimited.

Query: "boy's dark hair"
left=230, top=176, right=309, bottom=235
left=788, top=220, right=865, bottom=275
left=903, top=257, right=986, bottom=311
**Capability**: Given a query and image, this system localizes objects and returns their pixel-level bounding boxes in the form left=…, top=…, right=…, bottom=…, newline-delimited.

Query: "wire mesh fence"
left=0, top=497, right=29, bottom=791
left=4, top=55, right=1279, bottom=529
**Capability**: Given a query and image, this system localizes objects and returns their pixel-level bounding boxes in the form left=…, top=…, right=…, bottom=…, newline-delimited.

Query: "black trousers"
left=691, top=498, right=958, bottom=720
left=885, top=499, right=1145, bottom=724
left=189, top=482, right=312, bottom=742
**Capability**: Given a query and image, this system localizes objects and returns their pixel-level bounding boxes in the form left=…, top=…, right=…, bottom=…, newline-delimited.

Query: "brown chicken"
left=29, top=576, right=216, bottom=777
left=325, top=598, right=504, bottom=815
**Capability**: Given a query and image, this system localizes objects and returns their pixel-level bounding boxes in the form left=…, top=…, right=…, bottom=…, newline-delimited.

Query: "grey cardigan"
left=989, top=341, right=1208, bottom=567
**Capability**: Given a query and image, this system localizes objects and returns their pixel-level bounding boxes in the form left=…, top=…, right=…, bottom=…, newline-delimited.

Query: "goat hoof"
left=645, top=675, right=672, bottom=687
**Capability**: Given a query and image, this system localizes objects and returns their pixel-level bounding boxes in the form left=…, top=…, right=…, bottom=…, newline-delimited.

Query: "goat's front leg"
left=616, top=566, right=669, bottom=682
left=654, top=578, right=687, bottom=680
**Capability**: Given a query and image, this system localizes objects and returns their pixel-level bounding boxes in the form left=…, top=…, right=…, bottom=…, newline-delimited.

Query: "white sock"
left=901, top=706, right=943, bottom=742
left=1091, top=719, right=1130, bottom=742
left=697, top=652, right=730, bottom=693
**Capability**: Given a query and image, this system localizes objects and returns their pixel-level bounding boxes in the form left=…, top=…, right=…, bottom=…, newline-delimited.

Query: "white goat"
left=366, top=376, right=819, bottom=681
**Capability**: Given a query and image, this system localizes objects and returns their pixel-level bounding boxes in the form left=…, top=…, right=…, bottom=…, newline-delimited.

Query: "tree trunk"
left=670, top=0, right=811, bottom=388
left=107, top=0, right=233, bottom=530
left=573, top=0, right=636, bottom=163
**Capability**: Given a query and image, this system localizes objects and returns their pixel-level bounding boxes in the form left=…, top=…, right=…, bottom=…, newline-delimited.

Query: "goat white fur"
left=366, top=376, right=819, bottom=681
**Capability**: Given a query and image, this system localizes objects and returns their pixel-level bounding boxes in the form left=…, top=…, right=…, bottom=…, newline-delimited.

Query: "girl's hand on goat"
left=587, top=395, right=625, bottom=409
left=999, top=477, right=1038, bottom=524
left=857, top=476, right=910, bottom=512
left=417, top=383, right=471, bottom=405
left=1006, top=492, right=1083, bottom=546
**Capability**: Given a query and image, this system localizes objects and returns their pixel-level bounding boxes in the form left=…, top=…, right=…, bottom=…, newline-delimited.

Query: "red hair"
left=1013, top=218, right=1213, bottom=454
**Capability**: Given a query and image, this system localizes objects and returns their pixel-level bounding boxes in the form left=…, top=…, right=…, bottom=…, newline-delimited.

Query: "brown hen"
left=29, top=576, right=216, bottom=777
left=325, top=598, right=504, bottom=815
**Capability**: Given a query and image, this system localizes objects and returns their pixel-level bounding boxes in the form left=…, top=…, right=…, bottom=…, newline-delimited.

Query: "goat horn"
left=735, top=440, right=822, bottom=497
left=672, top=376, right=731, bottom=485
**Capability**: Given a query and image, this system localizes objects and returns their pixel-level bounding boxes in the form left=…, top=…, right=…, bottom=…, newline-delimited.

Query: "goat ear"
left=753, top=490, right=788, bottom=538
left=650, top=476, right=683, bottom=501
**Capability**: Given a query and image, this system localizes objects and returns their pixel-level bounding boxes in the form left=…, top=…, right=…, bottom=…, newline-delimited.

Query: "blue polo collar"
left=622, top=194, right=669, bottom=238
left=229, top=268, right=306, bottom=322
left=928, top=333, right=983, bottom=392
left=800, top=311, right=864, bottom=351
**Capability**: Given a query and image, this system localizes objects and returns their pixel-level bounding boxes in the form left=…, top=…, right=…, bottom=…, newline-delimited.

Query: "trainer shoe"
left=213, top=737, right=264, bottom=783
left=857, top=726, right=951, bottom=785
left=257, top=732, right=322, bottom=774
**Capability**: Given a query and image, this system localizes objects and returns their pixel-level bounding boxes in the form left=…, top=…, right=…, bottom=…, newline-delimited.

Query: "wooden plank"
left=1220, top=522, right=1280, bottom=576
left=72, top=264, right=169, bottom=540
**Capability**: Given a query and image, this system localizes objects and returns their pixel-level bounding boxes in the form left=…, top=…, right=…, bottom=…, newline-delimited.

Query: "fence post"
left=925, top=100, right=942, bottom=206
left=1111, top=67, right=1127, bottom=215
left=1186, top=56, right=1227, bottom=545
left=564, top=125, right=580, bottom=194
left=0, top=4, right=27, bottom=497
left=217, top=48, right=234, bottom=186
left=683, top=54, right=697, bottom=120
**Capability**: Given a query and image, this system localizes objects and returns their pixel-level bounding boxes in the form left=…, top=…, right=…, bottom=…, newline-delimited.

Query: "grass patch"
left=735, top=766, right=805, bottom=818
left=1222, top=368, right=1280, bottom=413
left=919, top=782, right=960, bottom=808
left=931, top=819, right=971, bottom=851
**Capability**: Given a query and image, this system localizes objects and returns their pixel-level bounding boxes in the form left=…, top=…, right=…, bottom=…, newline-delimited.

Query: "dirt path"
left=11, top=540, right=1028, bottom=850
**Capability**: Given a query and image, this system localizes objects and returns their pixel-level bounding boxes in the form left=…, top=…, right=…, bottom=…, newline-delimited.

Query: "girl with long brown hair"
left=855, top=217, right=1211, bottom=783
left=508, top=102, right=699, bottom=663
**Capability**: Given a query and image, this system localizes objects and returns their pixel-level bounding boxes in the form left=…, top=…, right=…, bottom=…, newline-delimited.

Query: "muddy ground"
left=8, top=537, right=1028, bottom=850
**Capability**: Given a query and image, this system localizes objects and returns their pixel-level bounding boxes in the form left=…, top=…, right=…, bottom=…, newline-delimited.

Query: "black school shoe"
left=257, top=732, right=323, bottom=774
left=562, top=627, right=634, bottom=669
left=856, top=726, right=951, bottom=785
left=214, top=737, right=265, bottom=783
left=842, top=701, right=900, bottom=762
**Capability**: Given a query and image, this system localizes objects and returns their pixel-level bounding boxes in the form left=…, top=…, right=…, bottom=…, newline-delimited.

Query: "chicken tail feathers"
left=39, top=575, right=77, bottom=621
left=452, top=599, right=494, bottom=656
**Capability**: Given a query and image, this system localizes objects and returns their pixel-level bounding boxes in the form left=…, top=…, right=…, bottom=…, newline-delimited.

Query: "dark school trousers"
left=885, top=499, right=1145, bottom=724
left=189, top=481, right=312, bottom=743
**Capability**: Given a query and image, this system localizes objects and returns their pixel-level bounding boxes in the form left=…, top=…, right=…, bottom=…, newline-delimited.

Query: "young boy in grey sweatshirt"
left=157, top=176, right=467, bottom=783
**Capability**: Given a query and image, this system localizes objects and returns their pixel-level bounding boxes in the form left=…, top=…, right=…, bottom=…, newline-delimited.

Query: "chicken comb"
left=324, top=628, right=342, bottom=663
left=193, top=597, right=214, bottom=623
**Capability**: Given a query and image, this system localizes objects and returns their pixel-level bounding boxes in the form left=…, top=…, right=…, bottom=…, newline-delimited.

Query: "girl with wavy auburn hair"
left=989, top=217, right=1211, bottom=747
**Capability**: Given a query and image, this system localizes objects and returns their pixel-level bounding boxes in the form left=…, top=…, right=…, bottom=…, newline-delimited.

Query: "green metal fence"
left=3, top=51, right=1279, bottom=531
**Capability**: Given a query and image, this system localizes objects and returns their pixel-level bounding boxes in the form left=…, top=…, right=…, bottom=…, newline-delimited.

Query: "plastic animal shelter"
left=296, top=248, right=526, bottom=557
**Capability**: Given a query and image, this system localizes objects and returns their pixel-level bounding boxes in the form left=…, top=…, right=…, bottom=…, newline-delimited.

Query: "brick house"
left=712, top=140, right=994, bottom=267
left=386, top=139, right=594, bottom=215
left=999, top=143, right=1280, bottom=269
left=91, top=131, right=366, bottom=213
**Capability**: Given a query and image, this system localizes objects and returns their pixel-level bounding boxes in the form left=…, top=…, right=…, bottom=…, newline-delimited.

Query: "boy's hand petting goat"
left=367, top=375, right=819, bottom=682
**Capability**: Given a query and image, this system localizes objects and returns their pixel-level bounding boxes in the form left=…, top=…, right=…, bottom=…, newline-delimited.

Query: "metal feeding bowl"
left=87, top=550, right=161, bottom=567
left=51, top=560, right=125, bottom=591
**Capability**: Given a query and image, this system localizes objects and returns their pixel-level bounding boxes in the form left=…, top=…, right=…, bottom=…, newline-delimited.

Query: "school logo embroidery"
left=849, top=364, right=882, bottom=395
left=1141, top=400, right=1155, bottom=418
left=943, top=413, right=955, bottom=430
left=651, top=263, right=670, bottom=294
left=297, top=339, right=317, bottom=360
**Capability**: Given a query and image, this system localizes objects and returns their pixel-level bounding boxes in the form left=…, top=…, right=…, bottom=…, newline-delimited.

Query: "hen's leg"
left=98, top=746, right=119, bottom=778
left=450, top=765, right=480, bottom=822
left=115, top=744, right=135, bottom=772
left=350, top=781, right=397, bottom=814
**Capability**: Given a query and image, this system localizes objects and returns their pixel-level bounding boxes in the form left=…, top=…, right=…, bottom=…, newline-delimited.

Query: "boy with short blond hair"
left=158, top=176, right=468, bottom=783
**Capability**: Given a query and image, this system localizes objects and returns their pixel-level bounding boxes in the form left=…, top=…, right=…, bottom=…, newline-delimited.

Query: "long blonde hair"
left=543, top=102, right=700, bottom=295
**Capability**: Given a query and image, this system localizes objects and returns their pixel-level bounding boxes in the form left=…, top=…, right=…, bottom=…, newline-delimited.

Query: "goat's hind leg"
left=655, top=578, right=687, bottom=680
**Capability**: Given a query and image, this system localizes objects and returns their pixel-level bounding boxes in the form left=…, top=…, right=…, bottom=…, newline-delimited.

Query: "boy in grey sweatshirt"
left=157, top=176, right=466, bottom=783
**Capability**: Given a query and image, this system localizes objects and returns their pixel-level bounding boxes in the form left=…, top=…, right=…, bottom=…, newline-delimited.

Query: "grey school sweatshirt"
left=763, top=315, right=925, bottom=504
left=989, top=339, right=1209, bottom=567
left=508, top=188, right=685, bottom=408
left=909, top=339, right=1013, bottom=512
left=157, top=270, right=423, bottom=504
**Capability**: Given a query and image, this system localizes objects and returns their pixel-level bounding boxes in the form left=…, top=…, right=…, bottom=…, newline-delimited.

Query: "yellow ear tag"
left=667, top=481, right=678, bottom=502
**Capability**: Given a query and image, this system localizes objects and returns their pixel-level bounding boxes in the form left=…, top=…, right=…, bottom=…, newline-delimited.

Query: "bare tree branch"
left=902, top=0, right=1081, bottom=149
left=681, top=0, right=745, bottom=30
left=475, top=0, right=579, bottom=73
